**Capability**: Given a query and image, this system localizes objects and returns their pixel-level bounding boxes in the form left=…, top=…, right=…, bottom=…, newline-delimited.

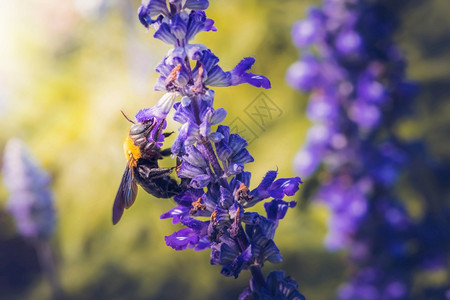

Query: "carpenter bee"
left=112, top=112, right=181, bottom=225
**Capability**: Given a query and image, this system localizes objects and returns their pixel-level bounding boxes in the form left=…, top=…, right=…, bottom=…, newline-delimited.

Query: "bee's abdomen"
left=139, top=176, right=181, bottom=198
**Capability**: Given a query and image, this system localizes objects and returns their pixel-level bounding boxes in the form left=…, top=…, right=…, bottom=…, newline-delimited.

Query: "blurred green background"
left=0, top=0, right=449, bottom=299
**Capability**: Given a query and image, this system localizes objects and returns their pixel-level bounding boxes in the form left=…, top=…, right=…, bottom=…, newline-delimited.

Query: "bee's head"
left=129, top=118, right=156, bottom=136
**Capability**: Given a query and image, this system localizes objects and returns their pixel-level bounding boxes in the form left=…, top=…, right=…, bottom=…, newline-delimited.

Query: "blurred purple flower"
left=286, top=0, right=447, bottom=299
left=2, top=138, right=56, bottom=240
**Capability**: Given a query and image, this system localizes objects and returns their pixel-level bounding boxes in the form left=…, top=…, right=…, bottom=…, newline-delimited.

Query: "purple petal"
left=262, top=239, right=283, bottom=264
left=140, top=0, right=169, bottom=17
left=204, top=65, right=230, bottom=87
left=251, top=170, right=278, bottom=200
left=185, top=43, right=207, bottom=60
left=181, top=217, right=208, bottom=233
left=135, top=109, right=156, bottom=123
left=197, top=49, right=220, bottom=72
left=190, top=174, right=211, bottom=189
left=218, top=186, right=234, bottom=209
left=160, top=205, right=190, bottom=224
left=138, top=1, right=168, bottom=28
left=215, top=141, right=233, bottom=162
left=186, top=11, right=216, bottom=42
left=228, top=134, right=248, bottom=154
left=229, top=57, right=271, bottom=89
left=171, top=13, right=188, bottom=40
left=154, top=23, right=178, bottom=45
left=165, top=228, right=199, bottom=250
left=183, top=0, right=209, bottom=10
left=230, top=57, right=255, bottom=75
left=269, top=177, right=303, bottom=198
left=195, top=236, right=211, bottom=251
left=173, top=101, right=193, bottom=124
left=226, top=163, right=244, bottom=176
left=178, top=161, right=205, bottom=178
left=208, top=108, right=227, bottom=125
left=230, top=149, right=254, bottom=165
left=235, top=72, right=271, bottom=89
left=136, top=93, right=176, bottom=121
left=183, top=145, right=208, bottom=168
left=221, top=245, right=252, bottom=278
left=264, top=199, right=297, bottom=221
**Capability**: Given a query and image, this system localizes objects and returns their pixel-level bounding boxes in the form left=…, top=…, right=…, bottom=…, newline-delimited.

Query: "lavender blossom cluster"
left=2, top=138, right=56, bottom=240
left=125, top=1, right=306, bottom=298
left=287, top=0, right=449, bottom=299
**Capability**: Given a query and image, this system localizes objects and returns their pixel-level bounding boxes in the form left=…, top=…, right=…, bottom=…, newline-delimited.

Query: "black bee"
left=112, top=112, right=181, bottom=225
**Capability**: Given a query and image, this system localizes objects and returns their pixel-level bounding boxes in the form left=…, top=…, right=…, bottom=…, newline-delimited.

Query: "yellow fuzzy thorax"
left=123, top=135, right=141, bottom=167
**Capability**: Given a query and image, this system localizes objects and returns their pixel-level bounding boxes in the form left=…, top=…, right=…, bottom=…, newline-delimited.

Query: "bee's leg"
left=160, top=148, right=172, bottom=157
left=163, top=131, right=174, bottom=138
left=143, top=120, right=158, bottom=139
left=138, top=164, right=174, bottom=179
left=147, top=167, right=174, bottom=179
left=154, top=118, right=166, bottom=141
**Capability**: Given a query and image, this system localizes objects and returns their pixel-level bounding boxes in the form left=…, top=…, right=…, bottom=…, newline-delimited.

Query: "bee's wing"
left=112, top=161, right=138, bottom=225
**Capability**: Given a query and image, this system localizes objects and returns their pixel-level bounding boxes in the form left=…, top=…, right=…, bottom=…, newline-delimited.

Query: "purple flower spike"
left=121, top=1, right=305, bottom=298
left=286, top=0, right=447, bottom=298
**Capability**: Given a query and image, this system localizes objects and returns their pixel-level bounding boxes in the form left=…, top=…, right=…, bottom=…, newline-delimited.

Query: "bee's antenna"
left=121, top=110, right=135, bottom=124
